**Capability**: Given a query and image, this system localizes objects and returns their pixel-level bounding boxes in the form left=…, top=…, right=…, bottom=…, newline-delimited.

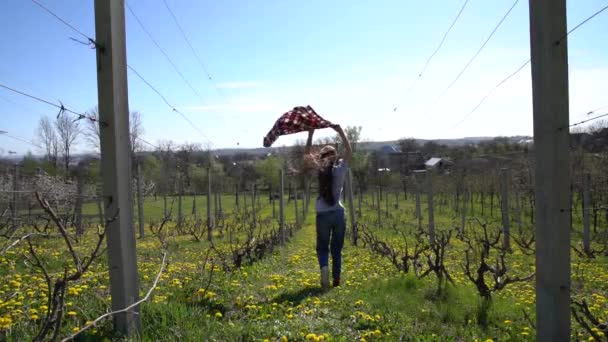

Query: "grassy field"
left=1, top=191, right=607, bottom=341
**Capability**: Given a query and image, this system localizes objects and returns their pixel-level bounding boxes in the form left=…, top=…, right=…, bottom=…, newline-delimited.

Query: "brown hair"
left=318, top=159, right=335, bottom=206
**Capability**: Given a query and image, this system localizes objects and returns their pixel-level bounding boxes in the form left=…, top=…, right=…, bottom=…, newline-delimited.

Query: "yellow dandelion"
left=306, top=333, right=317, bottom=341
left=67, top=311, right=77, bottom=317
left=215, top=312, right=223, bottom=318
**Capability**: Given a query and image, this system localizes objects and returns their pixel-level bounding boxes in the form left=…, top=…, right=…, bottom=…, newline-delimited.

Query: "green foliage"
left=254, top=155, right=283, bottom=189
left=142, top=154, right=161, bottom=183
left=20, top=152, right=39, bottom=177
left=4, top=183, right=606, bottom=341
left=190, top=165, right=208, bottom=193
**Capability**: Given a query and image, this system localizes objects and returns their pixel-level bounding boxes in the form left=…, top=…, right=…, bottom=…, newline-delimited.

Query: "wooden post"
left=500, top=168, right=511, bottom=250
left=214, top=191, right=219, bottom=221
left=279, top=169, right=285, bottom=243
left=529, top=0, right=571, bottom=338
left=414, top=173, right=422, bottom=232
left=385, top=188, right=389, bottom=218
left=192, top=191, right=197, bottom=216
left=11, top=164, right=18, bottom=231
left=243, top=187, right=248, bottom=213
left=136, top=161, right=145, bottom=237
left=583, top=173, right=591, bottom=254
left=74, top=163, right=85, bottom=237
left=251, top=183, right=257, bottom=227
left=218, top=185, right=223, bottom=218
left=177, top=175, right=183, bottom=227
left=94, top=0, right=140, bottom=333
left=346, top=170, right=357, bottom=245
left=301, top=185, right=306, bottom=220
left=306, top=180, right=311, bottom=215
left=395, top=190, right=399, bottom=209
left=515, top=191, right=523, bottom=232
left=207, top=167, right=212, bottom=241
left=294, top=184, right=299, bottom=226
left=371, top=186, right=376, bottom=208
left=427, top=172, right=436, bottom=244
left=357, top=185, right=362, bottom=218
left=235, top=184, right=239, bottom=208
left=470, top=189, right=474, bottom=216
left=460, top=190, right=467, bottom=234
left=376, top=186, right=382, bottom=226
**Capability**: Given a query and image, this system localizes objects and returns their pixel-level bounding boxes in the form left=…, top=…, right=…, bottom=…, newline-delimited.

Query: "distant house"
left=379, top=145, right=400, bottom=154
left=425, top=157, right=453, bottom=172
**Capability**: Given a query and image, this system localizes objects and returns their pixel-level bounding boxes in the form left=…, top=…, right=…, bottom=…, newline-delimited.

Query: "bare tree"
left=84, top=106, right=144, bottom=156
left=36, top=116, right=59, bottom=168
left=83, top=106, right=101, bottom=153
left=130, top=110, right=144, bottom=156
left=176, top=142, right=201, bottom=187
left=55, top=115, right=80, bottom=171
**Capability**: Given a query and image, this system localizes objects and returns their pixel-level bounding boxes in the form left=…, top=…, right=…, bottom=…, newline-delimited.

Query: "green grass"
left=1, top=191, right=607, bottom=341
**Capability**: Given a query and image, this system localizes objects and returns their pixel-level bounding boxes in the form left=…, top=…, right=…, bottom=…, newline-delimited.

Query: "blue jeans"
left=316, top=208, right=346, bottom=281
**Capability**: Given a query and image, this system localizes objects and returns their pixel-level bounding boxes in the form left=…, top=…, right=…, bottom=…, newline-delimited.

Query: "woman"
left=304, top=124, right=352, bottom=289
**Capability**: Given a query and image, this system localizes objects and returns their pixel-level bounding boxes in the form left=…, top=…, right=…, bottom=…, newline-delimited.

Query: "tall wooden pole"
left=529, top=0, right=571, bottom=338
left=94, top=0, right=140, bottom=333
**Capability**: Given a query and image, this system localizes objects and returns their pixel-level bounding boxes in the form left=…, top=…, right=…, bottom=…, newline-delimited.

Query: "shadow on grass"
left=272, top=286, right=329, bottom=306
left=186, top=297, right=230, bottom=314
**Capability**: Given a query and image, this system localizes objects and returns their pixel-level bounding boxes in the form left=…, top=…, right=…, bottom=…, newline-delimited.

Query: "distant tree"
left=422, top=141, right=440, bottom=156
left=142, top=154, right=161, bottom=185
left=36, top=116, right=59, bottom=169
left=21, top=152, right=39, bottom=177
left=398, top=137, right=419, bottom=153
left=156, top=140, right=177, bottom=195
left=255, top=155, right=283, bottom=190
left=84, top=106, right=145, bottom=156
left=84, top=159, right=102, bottom=184
left=83, top=106, right=101, bottom=152
left=55, top=114, right=80, bottom=171
left=190, top=165, right=208, bottom=194
left=333, top=126, right=362, bottom=152
left=176, top=143, right=201, bottom=188
left=129, top=111, right=144, bottom=156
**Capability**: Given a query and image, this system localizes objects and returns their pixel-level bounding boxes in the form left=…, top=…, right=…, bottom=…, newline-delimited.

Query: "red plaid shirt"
left=263, top=105, right=333, bottom=147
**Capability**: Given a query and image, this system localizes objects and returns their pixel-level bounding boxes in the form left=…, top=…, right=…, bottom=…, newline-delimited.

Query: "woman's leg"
left=330, top=210, right=346, bottom=285
left=316, top=212, right=331, bottom=266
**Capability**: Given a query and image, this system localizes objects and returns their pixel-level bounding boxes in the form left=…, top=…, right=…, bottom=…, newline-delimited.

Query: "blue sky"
left=1, top=0, right=607, bottom=155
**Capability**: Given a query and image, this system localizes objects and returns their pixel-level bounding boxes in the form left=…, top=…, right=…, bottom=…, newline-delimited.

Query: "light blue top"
left=315, top=159, right=348, bottom=213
